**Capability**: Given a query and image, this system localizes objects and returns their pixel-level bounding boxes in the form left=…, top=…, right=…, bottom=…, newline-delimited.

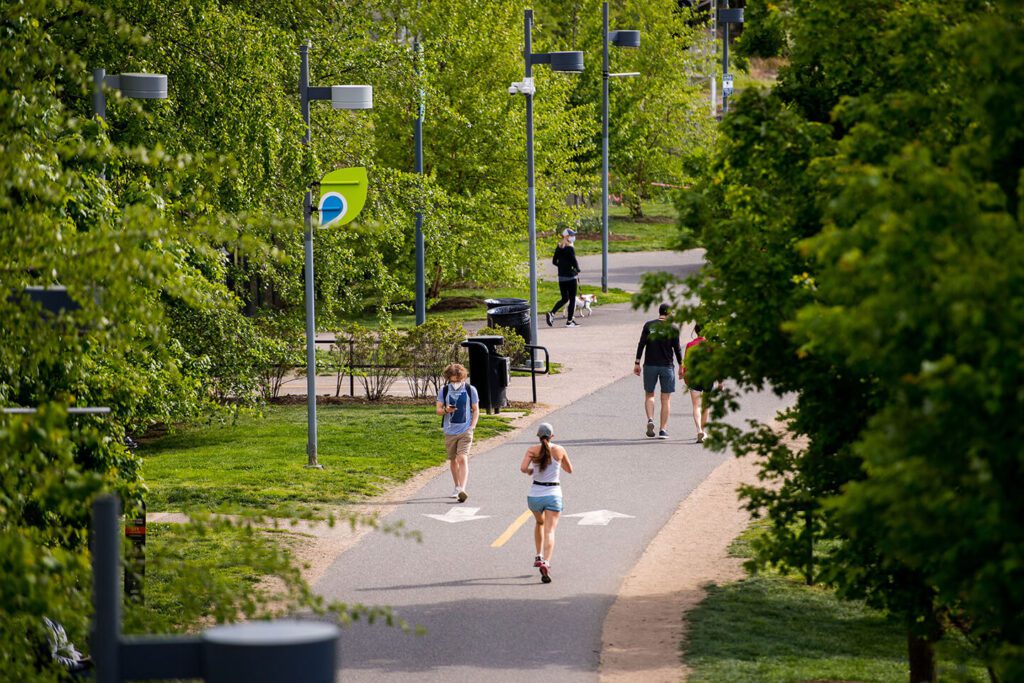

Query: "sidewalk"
left=277, top=250, right=705, bottom=411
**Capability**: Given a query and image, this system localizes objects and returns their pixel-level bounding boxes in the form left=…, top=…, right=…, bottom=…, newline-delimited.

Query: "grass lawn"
left=124, top=522, right=288, bottom=633
left=139, top=404, right=515, bottom=517
left=682, top=525, right=988, bottom=682
left=569, top=201, right=679, bottom=257
left=356, top=279, right=634, bottom=328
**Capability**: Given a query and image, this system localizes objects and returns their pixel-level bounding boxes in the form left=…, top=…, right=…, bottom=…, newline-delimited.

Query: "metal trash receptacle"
left=461, top=335, right=509, bottom=414
left=486, top=304, right=532, bottom=346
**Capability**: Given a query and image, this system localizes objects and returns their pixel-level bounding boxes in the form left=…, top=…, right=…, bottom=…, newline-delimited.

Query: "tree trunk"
left=907, top=630, right=937, bottom=683
left=427, top=262, right=443, bottom=299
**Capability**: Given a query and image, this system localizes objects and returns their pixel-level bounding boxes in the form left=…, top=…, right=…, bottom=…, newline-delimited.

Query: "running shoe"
left=696, top=431, right=705, bottom=443
left=539, top=561, right=552, bottom=584
left=566, top=319, right=579, bottom=327
left=646, top=419, right=656, bottom=438
left=450, top=488, right=460, bottom=499
left=534, top=555, right=545, bottom=567
left=546, top=311, right=554, bottom=327
left=658, top=430, right=669, bottom=440
left=457, top=490, right=468, bottom=503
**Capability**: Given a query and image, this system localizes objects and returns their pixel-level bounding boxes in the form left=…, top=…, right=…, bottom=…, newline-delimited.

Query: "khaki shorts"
left=444, top=430, right=474, bottom=460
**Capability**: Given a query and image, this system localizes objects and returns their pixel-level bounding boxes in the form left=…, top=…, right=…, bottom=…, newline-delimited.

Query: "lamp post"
left=299, top=41, right=373, bottom=469
left=510, top=9, right=584, bottom=345
left=601, top=2, right=640, bottom=293
left=413, top=38, right=426, bottom=326
left=92, top=69, right=168, bottom=178
left=717, top=2, right=744, bottom=113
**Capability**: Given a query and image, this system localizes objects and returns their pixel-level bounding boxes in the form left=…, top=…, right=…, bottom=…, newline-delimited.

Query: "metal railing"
left=512, top=344, right=549, bottom=405
left=311, top=336, right=550, bottom=404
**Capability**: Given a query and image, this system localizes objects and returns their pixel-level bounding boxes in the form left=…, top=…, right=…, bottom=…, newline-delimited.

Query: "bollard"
left=204, top=621, right=339, bottom=683
left=124, top=501, right=146, bottom=603
left=91, top=494, right=341, bottom=682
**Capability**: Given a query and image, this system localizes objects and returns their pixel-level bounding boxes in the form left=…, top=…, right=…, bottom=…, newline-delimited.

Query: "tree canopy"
left=664, top=0, right=1024, bottom=678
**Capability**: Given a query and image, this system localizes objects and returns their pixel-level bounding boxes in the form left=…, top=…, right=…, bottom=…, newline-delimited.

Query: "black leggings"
left=551, top=278, right=577, bottom=320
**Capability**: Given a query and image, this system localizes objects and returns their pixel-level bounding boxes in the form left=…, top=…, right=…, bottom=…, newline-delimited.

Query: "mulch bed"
left=270, top=394, right=534, bottom=411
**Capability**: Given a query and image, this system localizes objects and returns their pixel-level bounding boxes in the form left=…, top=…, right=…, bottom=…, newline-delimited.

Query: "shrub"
left=402, top=319, right=466, bottom=399
left=349, top=324, right=403, bottom=401
left=476, top=325, right=527, bottom=368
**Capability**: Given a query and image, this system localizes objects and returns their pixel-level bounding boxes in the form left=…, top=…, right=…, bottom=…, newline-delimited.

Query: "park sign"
left=723, top=73, right=734, bottom=97
left=318, top=167, right=368, bottom=228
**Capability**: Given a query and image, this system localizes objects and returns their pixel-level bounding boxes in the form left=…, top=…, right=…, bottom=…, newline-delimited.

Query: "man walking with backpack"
left=436, top=363, right=479, bottom=502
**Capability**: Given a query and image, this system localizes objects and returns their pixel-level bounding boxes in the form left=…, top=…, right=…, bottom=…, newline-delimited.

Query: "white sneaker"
left=450, top=488, right=460, bottom=499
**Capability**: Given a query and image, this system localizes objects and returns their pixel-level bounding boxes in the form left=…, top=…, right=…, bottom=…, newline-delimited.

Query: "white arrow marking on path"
left=423, top=507, right=491, bottom=523
left=565, top=510, right=635, bottom=526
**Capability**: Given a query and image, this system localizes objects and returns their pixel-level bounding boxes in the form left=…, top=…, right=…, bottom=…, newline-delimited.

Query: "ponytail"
left=533, top=436, right=552, bottom=471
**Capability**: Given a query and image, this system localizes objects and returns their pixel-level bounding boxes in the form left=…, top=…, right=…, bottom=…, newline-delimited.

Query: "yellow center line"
left=491, top=510, right=533, bottom=548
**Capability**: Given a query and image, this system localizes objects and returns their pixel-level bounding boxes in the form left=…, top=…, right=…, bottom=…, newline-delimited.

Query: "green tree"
left=655, top=0, right=1024, bottom=679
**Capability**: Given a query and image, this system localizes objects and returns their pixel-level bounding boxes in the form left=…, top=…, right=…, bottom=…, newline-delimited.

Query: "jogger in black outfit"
left=547, top=228, right=581, bottom=328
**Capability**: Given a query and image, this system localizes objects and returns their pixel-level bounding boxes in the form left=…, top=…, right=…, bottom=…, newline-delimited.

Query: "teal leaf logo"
left=318, top=167, right=368, bottom=228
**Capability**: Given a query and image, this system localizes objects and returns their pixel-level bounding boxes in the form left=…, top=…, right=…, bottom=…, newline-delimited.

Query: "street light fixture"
left=601, top=2, right=641, bottom=293
left=91, top=69, right=168, bottom=180
left=717, top=2, right=744, bottom=113
left=92, top=69, right=168, bottom=120
left=299, top=41, right=373, bottom=469
left=511, top=9, right=585, bottom=346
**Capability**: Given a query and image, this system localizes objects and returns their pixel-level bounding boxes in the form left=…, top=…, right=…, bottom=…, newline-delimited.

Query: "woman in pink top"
left=683, top=324, right=713, bottom=443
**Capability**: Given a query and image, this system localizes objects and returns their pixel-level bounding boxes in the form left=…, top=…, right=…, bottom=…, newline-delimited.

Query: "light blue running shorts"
left=527, top=495, right=563, bottom=513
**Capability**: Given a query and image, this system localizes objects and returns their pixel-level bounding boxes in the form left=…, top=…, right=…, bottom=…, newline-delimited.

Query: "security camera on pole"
left=299, top=42, right=373, bottom=469
left=510, top=9, right=584, bottom=347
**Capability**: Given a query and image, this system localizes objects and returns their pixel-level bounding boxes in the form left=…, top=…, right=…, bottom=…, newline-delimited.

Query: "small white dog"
left=575, top=293, right=597, bottom=317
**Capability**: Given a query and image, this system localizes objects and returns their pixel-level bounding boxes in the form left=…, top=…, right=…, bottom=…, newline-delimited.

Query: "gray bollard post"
left=203, top=621, right=339, bottom=683
left=93, top=494, right=122, bottom=683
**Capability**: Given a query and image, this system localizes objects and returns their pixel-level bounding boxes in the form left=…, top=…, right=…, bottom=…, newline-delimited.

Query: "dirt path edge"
left=598, top=452, right=761, bottom=683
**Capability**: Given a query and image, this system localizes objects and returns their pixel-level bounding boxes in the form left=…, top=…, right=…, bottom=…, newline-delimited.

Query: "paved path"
left=279, top=250, right=705, bottom=407
left=316, top=379, right=777, bottom=682
left=311, top=249, right=782, bottom=681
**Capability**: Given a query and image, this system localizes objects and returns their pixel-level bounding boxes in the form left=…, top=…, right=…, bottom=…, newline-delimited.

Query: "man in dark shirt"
left=633, top=303, right=683, bottom=439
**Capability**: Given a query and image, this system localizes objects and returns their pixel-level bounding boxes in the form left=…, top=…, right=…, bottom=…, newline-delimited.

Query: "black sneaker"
left=646, top=420, right=656, bottom=438
left=566, top=319, right=579, bottom=327
left=457, top=490, right=468, bottom=503
left=658, top=430, right=669, bottom=440
left=546, top=311, right=554, bottom=327
left=539, top=562, right=552, bottom=584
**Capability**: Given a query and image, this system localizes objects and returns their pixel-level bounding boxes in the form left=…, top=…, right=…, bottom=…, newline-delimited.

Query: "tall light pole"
left=717, top=3, right=744, bottom=113
left=299, top=41, right=373, bottom=468
left=413, top=38, right=426, bottom=326
left=92, top=69, right=168, bottom=178
left=510, top=9, right=584, bottom=345
left=601, top=2, right=640, bottom=293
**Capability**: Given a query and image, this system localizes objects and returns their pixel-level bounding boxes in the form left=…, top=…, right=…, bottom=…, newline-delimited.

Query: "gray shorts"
left=642, top=365, right=676, bottom=394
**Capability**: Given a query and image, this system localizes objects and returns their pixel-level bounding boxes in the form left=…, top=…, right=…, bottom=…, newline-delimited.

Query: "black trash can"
left=461, top=335, right=510, bottom=414
left=486, top=303, right=532, bottom=347
left=484, top=297, right=527, bottom=308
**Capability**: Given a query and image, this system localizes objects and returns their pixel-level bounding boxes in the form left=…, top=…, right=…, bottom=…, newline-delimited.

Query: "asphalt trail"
left=315, top=374, right=780, bottom=682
